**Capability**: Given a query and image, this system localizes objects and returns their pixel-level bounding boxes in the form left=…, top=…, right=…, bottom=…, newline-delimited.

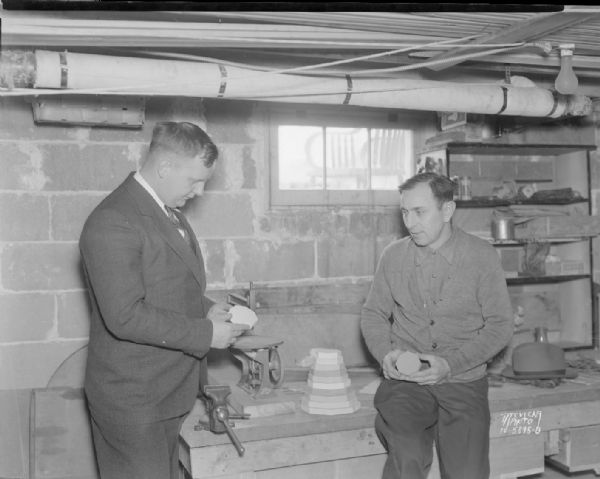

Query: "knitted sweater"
left=361, top=226, right=513, bottom=382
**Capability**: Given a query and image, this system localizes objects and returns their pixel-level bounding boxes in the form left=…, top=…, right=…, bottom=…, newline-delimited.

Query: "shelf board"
left=491, top=237, right=590, bottom=245
left=554, top=340, right=594, bottom=350
left=455, top=197, right=588, bottom=208
left=506, top=274, right=590, bottom=285
left=443, top=142, right=596, bottom=156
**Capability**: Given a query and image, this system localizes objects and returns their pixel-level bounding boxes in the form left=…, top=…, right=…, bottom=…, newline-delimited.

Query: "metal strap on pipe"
left=496, top=86, right=508, bottom=114
left=546, top=91, right=560, bottom=117
left=343, top=74, right=353, bottom=105
left=218, top=64, right=227, bottom=98
left=59, top=51, right=68, bottom=88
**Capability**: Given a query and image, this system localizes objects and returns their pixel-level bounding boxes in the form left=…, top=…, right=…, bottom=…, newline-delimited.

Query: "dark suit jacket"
left=80, top=173, right=215, bottom=424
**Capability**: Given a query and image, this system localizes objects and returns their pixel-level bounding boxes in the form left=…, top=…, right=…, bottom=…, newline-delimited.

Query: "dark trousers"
left=374, top=377, right=490, bottom=479
left=89, top=410, right=187, bottom=479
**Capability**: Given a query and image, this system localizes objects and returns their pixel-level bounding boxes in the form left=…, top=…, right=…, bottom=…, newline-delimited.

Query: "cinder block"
left=0, top=97, right=113, bottom=142
left=51, top=194, right=105, bottom=241
left=202, top=148, right=229, bottom=191
left=253, top=312, right=371, bottom=367
left=349, top=211, right=377, bottom=239
left=0, top=340, right=88, bottom=389
left=242, top=145, right=257, bottom=189
left=0, top=143, right=49, bottom=190
left=0, top=292, right=54, bottom=341
left=88, top=126, right=148, bottom=143
left=2, top=242, right=83, bottom=291
left=204, top=98, right=255, bottom=144
left=261, top=209, right=328, bottom=237
left=374, top=208, right=403, bottom=237
left=200, top=240, right=226, bottom=284
left=57, top=291, right=91, bottom=339
left=41, top=144, right=137, bottom=191
left=232, top=240, right=315, bottom=282
left=201, top=144, right=257, bottom=192
left=184, top=193, right=255, bottom=238
left=317, top=236, right=377, bottom=278
left=0, top=193, right=50, bottom=241
left=0, top=97, right=36, bottom=140
left=145, top=97, right=207, bottom=126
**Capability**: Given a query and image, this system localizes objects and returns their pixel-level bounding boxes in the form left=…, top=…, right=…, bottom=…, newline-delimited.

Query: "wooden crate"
left=546, top=425, right=600, bottom=474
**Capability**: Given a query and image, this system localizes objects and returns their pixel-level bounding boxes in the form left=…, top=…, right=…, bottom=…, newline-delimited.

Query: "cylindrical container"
left=458, top=176, right=472, bottom=200
left=491, top=217, right=515, bottom=240
left=534, top=327, right=549, bottom=343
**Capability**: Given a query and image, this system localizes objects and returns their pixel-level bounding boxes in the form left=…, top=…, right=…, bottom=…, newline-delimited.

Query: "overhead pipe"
left=0, top=49, right=592, bottom=118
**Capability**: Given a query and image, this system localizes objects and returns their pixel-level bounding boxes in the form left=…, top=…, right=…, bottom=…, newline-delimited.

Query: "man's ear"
left=442, top=200, right=456, bottom=223
left=157, top=160, right=171, bottom=179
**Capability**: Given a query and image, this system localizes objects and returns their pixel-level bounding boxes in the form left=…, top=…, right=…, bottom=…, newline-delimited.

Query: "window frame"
left=268, top=104, right=424, bottom=207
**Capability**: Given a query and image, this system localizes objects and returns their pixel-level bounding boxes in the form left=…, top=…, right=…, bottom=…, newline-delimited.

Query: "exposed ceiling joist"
left=426, top=12, right=600, bottom=71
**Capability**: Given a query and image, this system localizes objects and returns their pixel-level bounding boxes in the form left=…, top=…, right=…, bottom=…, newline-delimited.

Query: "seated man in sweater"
left=360, top=172, right=513, bottom=479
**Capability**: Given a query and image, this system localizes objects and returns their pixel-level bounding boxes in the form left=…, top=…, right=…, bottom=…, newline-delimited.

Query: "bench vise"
left=195, top=385, right=249, bottom=457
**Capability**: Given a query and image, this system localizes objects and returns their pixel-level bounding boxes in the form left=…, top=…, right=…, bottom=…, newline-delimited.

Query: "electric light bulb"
left=555, top=46, right=579, bottom=95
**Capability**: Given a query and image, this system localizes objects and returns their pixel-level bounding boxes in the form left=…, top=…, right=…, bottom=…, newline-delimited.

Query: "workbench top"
left=180, top=369, right=600, bottom=449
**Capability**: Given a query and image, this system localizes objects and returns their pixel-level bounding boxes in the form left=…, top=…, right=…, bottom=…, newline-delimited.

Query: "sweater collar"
left=413, top=225, right=458, bottom=266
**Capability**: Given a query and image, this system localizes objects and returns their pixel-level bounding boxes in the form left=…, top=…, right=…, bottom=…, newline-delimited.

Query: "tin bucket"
left=491, top=217, right=515, bottom=240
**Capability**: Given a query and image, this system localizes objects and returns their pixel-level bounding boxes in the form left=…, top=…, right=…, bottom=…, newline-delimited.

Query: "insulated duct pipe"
left=1, top=50, right=592, bottom=118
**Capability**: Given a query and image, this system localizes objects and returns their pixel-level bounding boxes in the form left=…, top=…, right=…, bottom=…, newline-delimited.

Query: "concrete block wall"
left=1, top=96, right=424, bottom=392
left=1, top=96, right=144, bottom=392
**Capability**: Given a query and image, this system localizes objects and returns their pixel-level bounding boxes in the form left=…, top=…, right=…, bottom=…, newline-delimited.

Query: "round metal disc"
left=268, top=348, right=284, bottom=387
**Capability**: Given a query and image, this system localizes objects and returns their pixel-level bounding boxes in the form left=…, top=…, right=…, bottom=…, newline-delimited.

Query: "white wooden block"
left=229, top=305, right=258, bottom=328
left=395, top=351, right=421, bottom=375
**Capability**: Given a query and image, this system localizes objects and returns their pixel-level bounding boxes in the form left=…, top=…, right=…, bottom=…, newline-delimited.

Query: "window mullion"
left=322, top=126, right=327, bottom=191
left=367, top=128, right=372, bottom=190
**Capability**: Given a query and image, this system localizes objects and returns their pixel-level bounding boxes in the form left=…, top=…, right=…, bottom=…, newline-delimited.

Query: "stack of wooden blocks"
left=301, top=348, right=360, bottom=415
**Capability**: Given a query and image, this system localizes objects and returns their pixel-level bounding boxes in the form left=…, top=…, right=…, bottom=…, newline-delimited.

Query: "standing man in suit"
left=80, top=122, right=249, bottom=479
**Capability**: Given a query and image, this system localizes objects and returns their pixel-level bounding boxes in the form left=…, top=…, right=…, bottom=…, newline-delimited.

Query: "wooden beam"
left=425, top=12, right=599, bottom=71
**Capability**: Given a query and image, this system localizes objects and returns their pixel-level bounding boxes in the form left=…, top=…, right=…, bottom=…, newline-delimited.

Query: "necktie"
left=165, top=206, right=194, bottom=250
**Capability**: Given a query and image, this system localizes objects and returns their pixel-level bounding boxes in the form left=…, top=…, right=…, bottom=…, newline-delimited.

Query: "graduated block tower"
left=301, top=348, right=360, bottom=415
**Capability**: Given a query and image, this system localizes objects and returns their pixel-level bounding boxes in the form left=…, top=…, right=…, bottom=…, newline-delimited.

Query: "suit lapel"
left=123, top=174, right=206, bottom=289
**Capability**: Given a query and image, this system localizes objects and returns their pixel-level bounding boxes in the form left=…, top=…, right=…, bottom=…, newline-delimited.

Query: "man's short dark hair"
left=148, top=122, right=218, bottom=167
left=399, top=172, right=455, bottom=206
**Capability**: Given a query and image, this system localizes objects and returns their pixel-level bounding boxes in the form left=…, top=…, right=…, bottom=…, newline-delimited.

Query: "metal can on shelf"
left=458, top=176, right=472, bottom=200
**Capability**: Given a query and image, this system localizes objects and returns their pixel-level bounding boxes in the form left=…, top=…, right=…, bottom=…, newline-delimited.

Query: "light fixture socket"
left=32, top=95, right=145, bottom=128
left=554, top=44, right=578, bottom=95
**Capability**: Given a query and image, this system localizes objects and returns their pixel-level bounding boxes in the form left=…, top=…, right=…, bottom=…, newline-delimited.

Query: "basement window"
left=269, top=105, right=417, bottom=206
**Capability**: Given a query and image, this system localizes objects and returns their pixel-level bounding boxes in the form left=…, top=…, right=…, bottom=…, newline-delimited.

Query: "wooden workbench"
left=179, top=370, right=600, bottom=479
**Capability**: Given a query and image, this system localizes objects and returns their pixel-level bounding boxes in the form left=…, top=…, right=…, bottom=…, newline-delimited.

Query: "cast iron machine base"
left=230, top=335, right=285, bottom=398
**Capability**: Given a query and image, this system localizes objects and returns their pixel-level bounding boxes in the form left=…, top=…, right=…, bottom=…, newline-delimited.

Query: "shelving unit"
left=455, top=198, right=588, bottom=208
left=435, top=142, right=598, bottom=349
